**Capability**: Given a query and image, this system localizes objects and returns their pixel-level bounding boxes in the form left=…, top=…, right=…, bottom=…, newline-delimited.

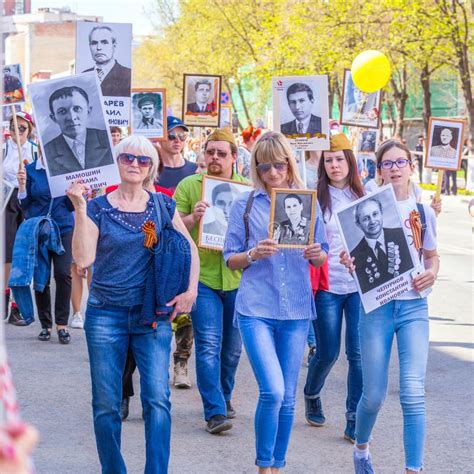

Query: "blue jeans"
left=85, top=296, right=172, bottom=474
left=191, top=282, right=242, bottom=420
left=238, top=314, right=309, bottom=468
left=307, top=321, right=316, bottom=347
left=304, top=291, right=363, bottom=420
left=356, top=298, right=429, bottom=472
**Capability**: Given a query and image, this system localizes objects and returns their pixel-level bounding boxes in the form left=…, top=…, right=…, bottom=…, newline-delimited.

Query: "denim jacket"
left=8, top=216, right=64, bottom=324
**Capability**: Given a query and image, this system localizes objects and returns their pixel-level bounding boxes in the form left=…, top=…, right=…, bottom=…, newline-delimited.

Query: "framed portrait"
left=219, top=105, right=232, bottom=128
left=335, top=185, right=415, bottom=313
left=182, top=74, right=221, bottom=128
left=425, top=117, right=465, bottom=171
left=131, top=89, right=167, bottom=141
left=358, top=130, right=378, bottom=154
left=269, top=189, right=317, bottom=248
left=272, top=75, right=329, bottom=151
left=1, top=179, right=15, bottom=214
left=28, top=72, right=119, bottom=198
left=340, top=70, right=381, bottom=129
left=3, top=64, right=25, bottom=106
left=76, top=21, right=132, bottom=126
left=199, top=175, right=251, bottom=251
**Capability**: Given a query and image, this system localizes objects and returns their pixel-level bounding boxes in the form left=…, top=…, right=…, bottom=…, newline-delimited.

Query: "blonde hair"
left=114, top=135, right=159, bottom=185
left=250, top=131, right=304, bottom=190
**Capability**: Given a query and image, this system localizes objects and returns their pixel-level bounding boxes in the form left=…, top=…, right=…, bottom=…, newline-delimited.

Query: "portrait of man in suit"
left=187, top=80, right=216, bottom=114
left=82, top=25, right=131, bottom=98
left=44, top=85, right=114, bottom=177
left=351, top=198, right=412, bottom=293
left=203, top=182, right=237, bottom=236
left=280, top=83, right=322, bottom=136
left=430, top=127, right=457, bottom=160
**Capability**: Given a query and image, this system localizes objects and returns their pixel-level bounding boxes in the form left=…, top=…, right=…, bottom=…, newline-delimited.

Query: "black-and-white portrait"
left=340, top=70, right=381, bottom=129
left=131, top=89, right=166, bottom=140
left=272, top=75, right=329, bottom=151
left=358, top=130, right=377, bottom=154
left=219, top=105, right=231, bottom=128
left=2, top=179, right=15, bottom=214
left=29, top=72, right=119, bottom=198
left=199, top=176, right=251, bottom=250
left=336, top=187, right=415, bottom=313
left=270, top=189, right=316, bottom=248
left=426, top=118, right=465, bottom=171
left=183, top=74, right=221, bottom=128
left=3, top=64, right=25, bottom=105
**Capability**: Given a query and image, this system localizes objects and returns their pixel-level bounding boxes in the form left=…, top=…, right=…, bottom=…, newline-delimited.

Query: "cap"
left=137, top=94, right=157, bottom=109
left=167, top=116, right=189, bottom=133
left=207, top=128, right=236, bottom=147
left=11, top=111, right=34, bottom=127
left=329, top=133, right=351, bottom=152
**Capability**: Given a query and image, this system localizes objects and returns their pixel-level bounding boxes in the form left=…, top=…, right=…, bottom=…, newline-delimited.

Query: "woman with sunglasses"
left=67, top=135, right=199, bottom=473
left=223, top=131, right=328, bottom=473
left=341, top=140, right=439, bottom=474
left=3, top=112, right=37, bottom=326
left=303, top=134, right=365, bottom=443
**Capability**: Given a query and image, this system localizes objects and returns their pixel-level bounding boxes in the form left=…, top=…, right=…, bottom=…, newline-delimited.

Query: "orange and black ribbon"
left=142, top=220, right=158, bottom=249
left=409, top=210, right=423, bottom=251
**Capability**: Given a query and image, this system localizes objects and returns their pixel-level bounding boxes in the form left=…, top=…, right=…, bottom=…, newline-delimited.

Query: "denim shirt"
left=87, top=192, right=176, bottom=306
left=223, top=189, right=329, bottom=321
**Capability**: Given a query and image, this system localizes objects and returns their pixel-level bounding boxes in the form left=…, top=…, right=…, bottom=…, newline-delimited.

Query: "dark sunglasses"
left=256, top=162, right=288, bottom=174
left=205, top=149, right=228, bottom=159
left=168, top=131, right=188, bottom=142
left=11, top=125, right=28, bottom=133
left=118, top=153, right=152, bottom=167
left=378, top=158, right=410, bottom=170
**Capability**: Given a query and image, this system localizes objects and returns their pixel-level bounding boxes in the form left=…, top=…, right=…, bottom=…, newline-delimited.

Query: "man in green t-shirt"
left=174, top=128, right=246, bottom=434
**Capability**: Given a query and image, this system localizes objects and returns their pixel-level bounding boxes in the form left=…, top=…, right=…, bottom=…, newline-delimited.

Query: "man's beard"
left=208, top=163, right=223, bottom=176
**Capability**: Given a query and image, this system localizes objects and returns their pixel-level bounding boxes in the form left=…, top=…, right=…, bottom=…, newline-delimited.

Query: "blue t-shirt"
left=87, top=192, right=176, bottom=306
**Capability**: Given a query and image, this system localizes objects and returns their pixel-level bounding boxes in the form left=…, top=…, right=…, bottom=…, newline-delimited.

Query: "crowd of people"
left=1, top=110, right=442, bottom=474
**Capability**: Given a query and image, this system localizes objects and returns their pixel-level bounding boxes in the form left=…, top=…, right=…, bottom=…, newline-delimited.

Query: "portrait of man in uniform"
left=430, top=127, right=457, bottom=160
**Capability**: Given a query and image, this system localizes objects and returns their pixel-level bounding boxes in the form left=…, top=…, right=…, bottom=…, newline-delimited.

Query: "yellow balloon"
left=351, top=50, right=391, bottom=93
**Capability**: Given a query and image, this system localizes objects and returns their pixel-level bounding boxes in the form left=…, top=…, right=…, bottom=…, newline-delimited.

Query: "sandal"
left=57, top=328, right=71, bottom=345
left=38, top=329, right=51, bottom=341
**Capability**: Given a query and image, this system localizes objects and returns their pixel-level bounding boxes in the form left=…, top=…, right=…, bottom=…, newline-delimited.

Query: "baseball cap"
left=167, top=116, right=189, bottom=133
left=12, top=111, right=34, bottom=127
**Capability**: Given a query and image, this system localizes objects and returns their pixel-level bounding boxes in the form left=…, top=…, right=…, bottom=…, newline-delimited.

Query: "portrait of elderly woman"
left=271, top=190, right=316, bottom=247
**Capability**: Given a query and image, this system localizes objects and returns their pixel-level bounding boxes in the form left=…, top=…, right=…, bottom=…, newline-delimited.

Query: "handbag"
left=140, top=193, right=192, bottom=327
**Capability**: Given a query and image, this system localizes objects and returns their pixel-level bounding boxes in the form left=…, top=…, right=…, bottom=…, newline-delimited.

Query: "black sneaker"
left=305, top=396, right=326, bottom=426
left=205, top=415, right=232, bottom=434
left=226, top=400, right=236, bottom=419
left=3, top=292, right=10, bottom=321
left=38, top=329, right=51, bottom=341
left=8, top=307, right=27, bottom=327
left=120, top=398, right=130, bottom=421
left=57, top=329, right=71, bottom=344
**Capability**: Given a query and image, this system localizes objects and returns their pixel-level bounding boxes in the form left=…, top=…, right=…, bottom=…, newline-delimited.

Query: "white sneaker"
left=70, top=312, right=84, bottom=329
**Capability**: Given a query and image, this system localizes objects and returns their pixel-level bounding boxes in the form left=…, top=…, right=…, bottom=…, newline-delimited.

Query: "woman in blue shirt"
left=224, top=131, right=328, bottom=473
left=17, top=149, right=74, bottom=344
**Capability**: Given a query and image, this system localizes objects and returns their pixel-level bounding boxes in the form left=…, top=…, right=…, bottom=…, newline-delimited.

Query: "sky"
left=31, top=0, right=156, bottom=35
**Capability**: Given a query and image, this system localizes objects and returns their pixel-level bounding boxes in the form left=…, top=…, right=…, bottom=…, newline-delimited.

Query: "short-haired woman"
left=224, top=131, right=328, bottom=473
left=67, top=135, right=199, bottom=473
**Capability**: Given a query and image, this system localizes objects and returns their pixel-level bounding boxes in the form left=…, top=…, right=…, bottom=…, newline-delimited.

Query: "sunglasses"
left=168, top=131, right=188, bottom=142
left=256, top=162, right=288, bottom=174
left=118, top=153, right=152, bottom=167
left=205, top=149, right=229, bottom=159
left=11, top=125, right=28, bottom=133
left=378, top=158, right=410, bottom=170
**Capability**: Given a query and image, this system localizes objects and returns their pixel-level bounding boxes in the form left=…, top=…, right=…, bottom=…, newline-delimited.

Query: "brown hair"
left=375, top=139, right=412, bottom=185
left=317, top=149, right=365, bottom=220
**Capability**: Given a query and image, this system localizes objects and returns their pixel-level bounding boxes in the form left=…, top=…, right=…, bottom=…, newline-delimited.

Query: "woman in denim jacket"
left=67, top=135, right=199, bottom=474
left=223, top=132, right=328, bottom=473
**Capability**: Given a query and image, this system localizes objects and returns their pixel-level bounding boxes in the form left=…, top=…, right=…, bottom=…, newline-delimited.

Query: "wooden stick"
left=10, top=106, right=24, bottom=171
left=434, top=169, right=444, bottom=201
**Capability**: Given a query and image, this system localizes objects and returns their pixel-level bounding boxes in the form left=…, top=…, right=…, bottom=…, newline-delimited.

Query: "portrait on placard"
left=272, top=76, right=329, bottom=151
left=425, top=117, right=465, bottom=171
left=2, top=179, right=15, bottom=214
left=269, top=189, right=317, bottom=248
left=358, top=130, right=377, bottom=154
left=340, top=70, right=381, bottom=129
left=199, top=175, right=251, bottom=250
left=183, top=74, right=221, bottom=128
left=219, top=105, right=232, bottom=128
left=28, top=72, right=119, bottom=198
left=76, top=21, right=132, bottom=127
left=336, top=185, right=415, bottom=313
left=3, top=64, right=25, bottom=106
left=131, top=89, right=166, bottom=140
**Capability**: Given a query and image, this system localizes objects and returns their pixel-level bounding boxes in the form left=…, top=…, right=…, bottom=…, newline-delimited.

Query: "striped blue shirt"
left=223, top=189, right=329, bottom=321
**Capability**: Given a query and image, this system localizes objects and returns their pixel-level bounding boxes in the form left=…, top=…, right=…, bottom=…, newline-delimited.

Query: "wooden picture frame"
left=425, top=117, right=466, bottom=171
left=269, top=188, right=317, bottom=249
left=131, top=88, right=167, bottom=141
left=198, top=175, right=252, bottom=251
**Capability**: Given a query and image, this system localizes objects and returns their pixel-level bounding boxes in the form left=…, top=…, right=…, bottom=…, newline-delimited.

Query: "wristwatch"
left=246, top=249, right=256, bottom=264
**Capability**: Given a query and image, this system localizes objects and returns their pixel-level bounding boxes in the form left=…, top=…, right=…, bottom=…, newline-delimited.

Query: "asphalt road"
left=6, top=193, right=474, bottom=473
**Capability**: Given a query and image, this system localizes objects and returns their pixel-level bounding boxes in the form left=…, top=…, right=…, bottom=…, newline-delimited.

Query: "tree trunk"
left=390, top=65, right=408, bottom=139
left=420, top=63, right=431, bottom=138
left=236, top=80, right=252, bottom=126
left=328, top=75, right=334, bottom=118
left=224, top=79, right=244, bottom=131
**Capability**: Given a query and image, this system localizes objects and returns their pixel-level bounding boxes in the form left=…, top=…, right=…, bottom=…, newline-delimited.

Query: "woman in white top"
left=304, top=133, right=365, bottom=443
left=3, top=111, right=37, bottom=324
